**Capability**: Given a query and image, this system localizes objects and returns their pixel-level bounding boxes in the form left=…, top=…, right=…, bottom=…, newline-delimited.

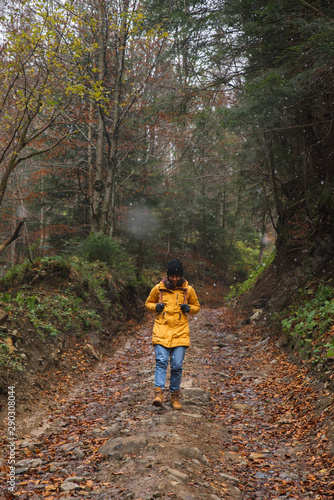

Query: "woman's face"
left=168, top=275, right=181, bottom=287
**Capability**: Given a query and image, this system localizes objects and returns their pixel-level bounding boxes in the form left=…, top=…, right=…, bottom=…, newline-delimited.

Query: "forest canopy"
left=0, top=0, right=333, bottom=283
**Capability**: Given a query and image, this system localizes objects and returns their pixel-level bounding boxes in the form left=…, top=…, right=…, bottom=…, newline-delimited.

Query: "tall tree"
left=72, top=0, right=170, bottom=236
left=0, top=0, right=86, bottom=207
left=222, top=0, right=334, bottom=267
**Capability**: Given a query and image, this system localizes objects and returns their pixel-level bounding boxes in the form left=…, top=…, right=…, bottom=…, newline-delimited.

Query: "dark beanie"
left=167, top=258, right=183, bottom=276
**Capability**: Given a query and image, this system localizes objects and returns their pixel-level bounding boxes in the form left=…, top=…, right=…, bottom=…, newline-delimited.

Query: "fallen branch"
left=0, top=218, right=26, bottom=254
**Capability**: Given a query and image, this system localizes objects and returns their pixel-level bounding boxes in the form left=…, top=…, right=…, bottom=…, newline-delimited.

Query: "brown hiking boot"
left=170, top=390, right=182, bottom=410
left=153, top=387, right=164, bottom=407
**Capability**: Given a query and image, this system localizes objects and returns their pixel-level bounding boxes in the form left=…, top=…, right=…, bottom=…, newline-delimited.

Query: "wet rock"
left=19, top=440, right=44, bottom=451
left=240, top=372, right=257, bottom=381
left=98, top=435, right=148, bottom=457
left=166, top=467, right=189, bottom=481
left=60, top=481, right=80, bottom=492
left=178, top=446, right=208, bottom=464
left=83, top=343, right=100, bottom=360
left=255, top=472, right=268, bottom=479
left=16, top=458, right=43, bottom=469
left=223, top=451, right=247, bottom=466
left=182, top=387, right=210, bottom=405
left=102, top=422, right=123, bottom=437
left=181, top=412, right=202, bottom=419
left=64, top=476, right=84, bottom=483
left=74, top=447, right=85, bottom=459
left=248, top=452, right=265, bottom=461
left=227, top=485, right=243, bottom=499
left=224, top=334, right=235, bottom=342
left=219, top=473, right=239, bottom=485
left=60, top=442, right=77, bottom=453
left=16, top=467, right=30, bottom=474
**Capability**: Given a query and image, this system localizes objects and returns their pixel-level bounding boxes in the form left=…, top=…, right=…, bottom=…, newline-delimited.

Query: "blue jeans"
left=154, top=345, right=186, bottom=392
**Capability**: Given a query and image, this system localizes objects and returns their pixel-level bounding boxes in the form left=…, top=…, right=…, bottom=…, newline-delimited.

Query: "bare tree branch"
left=0, top=219, right=25, bottom=254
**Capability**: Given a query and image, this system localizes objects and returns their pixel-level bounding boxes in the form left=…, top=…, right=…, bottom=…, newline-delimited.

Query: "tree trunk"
left=102, top=0, right=130, bottom=237
left=91, top=0, right=106, bottom=234
left=88, top=100, right=94, bottom=212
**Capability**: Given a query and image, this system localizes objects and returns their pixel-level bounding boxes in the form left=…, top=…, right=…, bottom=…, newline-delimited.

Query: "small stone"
left=178, top=446, right=202, bottom=461
left=98, top=435, right=148, bottom=457
left=83, top=343, right=100, bottom=360
left=16, top=467, right=30, bottom=474
left=74, top=449, right=85, bottom=459
left=249, top=452, right=265, bottom=461
left=219, top=473, right=239, bottom=485
left=224, top=334, right=235, bottom=342
left=166, top=467, right=188, bottom=481
left=64, top=476, right=84, bottom=483
left=60, top=481, right=80, bottom=492
left=181, top=412, right=202, bottom=419
left=21, top=441, right=43, bottom=452
left=92, top=427, right=104, bottom=435
left=16, top=458, right=43, bottom=469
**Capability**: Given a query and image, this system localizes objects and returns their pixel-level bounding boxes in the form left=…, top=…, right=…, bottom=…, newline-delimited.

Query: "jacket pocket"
left=155, top=312, right=167, bottom=324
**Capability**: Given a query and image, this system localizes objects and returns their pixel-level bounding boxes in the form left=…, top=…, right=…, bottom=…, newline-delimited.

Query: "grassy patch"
left=225, top=250, right=275, bottom=302
left=281, top=284, right=334, bottom=362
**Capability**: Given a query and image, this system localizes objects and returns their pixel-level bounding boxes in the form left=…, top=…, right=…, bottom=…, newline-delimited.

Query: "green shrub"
left=77, top=233, right=124, bottom=266
left=281, top=285, right=334, bottom=360
left=226, top=250, right=275, bottom=301
left=75, top=234, right=137, bottom=283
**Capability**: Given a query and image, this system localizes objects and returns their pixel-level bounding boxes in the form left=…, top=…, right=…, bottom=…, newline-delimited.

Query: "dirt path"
left=1, top=307, right=334, bottom=499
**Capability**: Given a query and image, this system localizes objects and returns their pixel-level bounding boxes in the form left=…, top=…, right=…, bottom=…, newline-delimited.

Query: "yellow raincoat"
left=145, top=279, right=200, bottom=348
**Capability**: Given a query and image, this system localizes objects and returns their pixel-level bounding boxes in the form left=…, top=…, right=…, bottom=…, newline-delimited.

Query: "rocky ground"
left=1, top=307, right=334, bottom=499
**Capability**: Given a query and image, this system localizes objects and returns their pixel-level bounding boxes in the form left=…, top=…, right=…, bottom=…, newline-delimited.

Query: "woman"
left=145, top=258, right=200, bottom=409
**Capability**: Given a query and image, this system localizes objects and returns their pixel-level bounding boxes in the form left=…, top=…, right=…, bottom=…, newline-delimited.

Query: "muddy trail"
left=2, top=307, right=334, bottom=500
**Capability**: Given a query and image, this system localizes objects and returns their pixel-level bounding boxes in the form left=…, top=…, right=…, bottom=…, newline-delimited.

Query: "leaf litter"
left=1, top=307, right=334, bottom=499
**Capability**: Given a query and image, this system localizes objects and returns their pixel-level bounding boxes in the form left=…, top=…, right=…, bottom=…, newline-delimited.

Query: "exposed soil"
left=0, top=259, right=149, bottom=420
left=1, top=306, right=334, bottom=499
